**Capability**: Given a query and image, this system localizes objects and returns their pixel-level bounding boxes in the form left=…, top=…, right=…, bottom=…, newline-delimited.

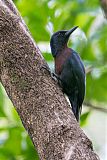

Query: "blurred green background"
left=0, top=0, right=107, bottom=159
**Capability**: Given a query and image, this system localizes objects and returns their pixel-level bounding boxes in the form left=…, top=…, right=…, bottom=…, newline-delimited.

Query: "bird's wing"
left=70, top=51, right=85, bottom=107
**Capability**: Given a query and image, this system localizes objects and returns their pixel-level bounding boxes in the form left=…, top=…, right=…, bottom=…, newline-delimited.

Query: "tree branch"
left=84, top=101, right=107, bottom=113
left=0, top=0, right=100, bottom=159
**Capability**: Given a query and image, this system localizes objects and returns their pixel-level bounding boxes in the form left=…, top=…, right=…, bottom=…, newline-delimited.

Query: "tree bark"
left=0, top=0, right=100, bottom=160
left=100, top=0, right=107, bottom=18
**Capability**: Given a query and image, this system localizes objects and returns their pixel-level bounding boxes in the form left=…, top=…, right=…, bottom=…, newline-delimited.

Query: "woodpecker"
left=50, top=26, right=85, bottom=121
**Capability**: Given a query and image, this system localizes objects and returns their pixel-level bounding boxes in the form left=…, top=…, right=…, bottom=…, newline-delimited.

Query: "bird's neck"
left=55, top=44, right=68, bottom=57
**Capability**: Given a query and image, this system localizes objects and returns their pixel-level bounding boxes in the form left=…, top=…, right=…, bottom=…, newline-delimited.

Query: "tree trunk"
left=0, top=0, right=100, bottom=160
left=100, top=0, right=107, bottom=18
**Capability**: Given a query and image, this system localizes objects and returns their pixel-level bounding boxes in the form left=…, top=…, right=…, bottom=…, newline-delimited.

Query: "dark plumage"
left=50, top=26, right=85, bottom=121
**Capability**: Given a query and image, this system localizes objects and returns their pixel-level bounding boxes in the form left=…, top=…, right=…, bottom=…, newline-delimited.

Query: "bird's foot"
left=52, top=72, right=59, bottom=79
left=52, top=73, right=63, bottom=89
left=40, top=64, right=58, bottom=82
left=40, top=65, right=63, bottom=90
left=40, top=64, right=51, bottom=74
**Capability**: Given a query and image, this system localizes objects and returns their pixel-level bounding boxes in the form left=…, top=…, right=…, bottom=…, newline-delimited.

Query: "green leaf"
left=80, top=111, right=91, bottom=126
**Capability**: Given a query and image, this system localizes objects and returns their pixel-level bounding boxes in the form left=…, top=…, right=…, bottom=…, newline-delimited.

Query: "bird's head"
left=50, top=26, right=78, bottom=57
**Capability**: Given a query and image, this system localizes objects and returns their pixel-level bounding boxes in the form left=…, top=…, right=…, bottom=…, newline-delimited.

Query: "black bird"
left=50, top=26, right=85, bottom=121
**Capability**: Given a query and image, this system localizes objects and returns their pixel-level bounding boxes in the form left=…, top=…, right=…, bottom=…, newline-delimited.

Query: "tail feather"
left=68, top=95, right=81, bottom=121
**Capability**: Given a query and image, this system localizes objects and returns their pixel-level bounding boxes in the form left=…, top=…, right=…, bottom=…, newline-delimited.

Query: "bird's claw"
left=40, top=64, right=51, bottom=74
left=40, top=64, right=58, bottom=81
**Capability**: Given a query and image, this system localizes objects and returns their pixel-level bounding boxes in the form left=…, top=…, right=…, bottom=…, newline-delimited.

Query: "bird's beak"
left=65, top=26, right=78, bottom=37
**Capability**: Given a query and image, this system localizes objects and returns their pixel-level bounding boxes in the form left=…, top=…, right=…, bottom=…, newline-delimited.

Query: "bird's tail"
left=68, top=95, right=81, bottom=121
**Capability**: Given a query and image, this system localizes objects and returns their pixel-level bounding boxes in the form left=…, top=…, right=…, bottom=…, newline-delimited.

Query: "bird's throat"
left=55, top=48, right=71, bottom=75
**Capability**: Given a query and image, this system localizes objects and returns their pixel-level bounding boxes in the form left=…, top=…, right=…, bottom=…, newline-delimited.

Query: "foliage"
left=0, top=0, right=107, bottom=159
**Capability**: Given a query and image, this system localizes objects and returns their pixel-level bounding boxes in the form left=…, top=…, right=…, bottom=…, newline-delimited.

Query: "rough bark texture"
left=0, top=0, right=100, bottom=160
left=100, top=0, right=107, bottom=18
